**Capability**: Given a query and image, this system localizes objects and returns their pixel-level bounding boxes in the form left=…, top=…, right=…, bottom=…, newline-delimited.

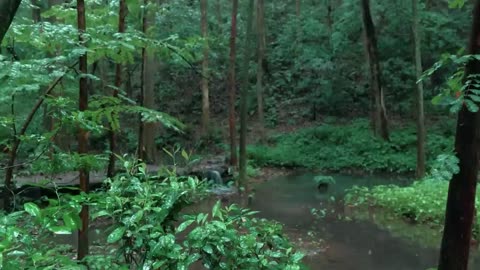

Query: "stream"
left=240, top=172, right=480, bottom=270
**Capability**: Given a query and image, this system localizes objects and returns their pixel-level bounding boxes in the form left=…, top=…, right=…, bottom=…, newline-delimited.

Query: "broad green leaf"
left=24, top=202, right=41, bottom=217
left=177, top=219, right=195, bottom=233
left=107, top=227, right=126, bottom=243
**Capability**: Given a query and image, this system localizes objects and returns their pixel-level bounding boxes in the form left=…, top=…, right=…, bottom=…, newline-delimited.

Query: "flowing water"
left=238, top=172, right=479, bottom=270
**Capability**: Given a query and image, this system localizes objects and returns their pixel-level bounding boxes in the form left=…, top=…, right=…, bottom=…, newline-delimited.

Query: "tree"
left=76, top=0, right=90, bottom=259
left=360, top=0, right=389, bottom=141
left=239, top=0, right=254, bottom=190
left=256, top=0, right=266, bottom=141
left=438, top=1, right=480, bottom=269
left=108, top=0, right=127, bottom=177
left=0, top=0, right=21, bottom=44
left=412, top=0, right=426, bottom=179
left=228, top=0, right=238, bottom=167
left=201, top=0, right=210, bottom=134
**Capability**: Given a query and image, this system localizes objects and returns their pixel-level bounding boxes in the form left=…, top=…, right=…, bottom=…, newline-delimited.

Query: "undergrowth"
left=345, top=179, right=480, bottom=235
left=248, top=119, right=453, bottom=173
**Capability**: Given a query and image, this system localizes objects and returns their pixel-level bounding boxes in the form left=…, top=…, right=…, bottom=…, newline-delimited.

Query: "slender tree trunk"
left=228, top=0, right=238, bottom=167
left=239, top=0, right=254, bottom=190
left=360, top=0, right=389, bottom=141
left=76, top=0, right=90, bottom=260
left=31, top=0, right=42, bottom=23
left=256, top=0, right=265, bottom=141
left=412, top=0, right=426, bottom=179
left=201, top=0, right=210, bottom=134
left=142, top=55, right=157, bottom=163
left=3, top=74, right=67, bottom=211
left=107, top=0, right=127, bottom=177
left=215, top=0, right=222, bottom=26
left=0, top=0, right=22, bottom=44
left=296, top=0, right=300, bottom=17
left=138, top=0, right=148, bottom=161
left=108, top=1, right=126, bottom=169
left=438, top=2, right=480, bottom=269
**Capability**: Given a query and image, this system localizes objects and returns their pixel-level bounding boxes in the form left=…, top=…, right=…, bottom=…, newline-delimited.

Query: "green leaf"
left=24, top=202, right=41, bottom=217
left=107, top=227, right=126, bottom=243
left=203, top=245, right=213, bottom=254
left=63, top=212, right=81, bottom=230
left=212, top=200, right=222, bottom=219
left=177, top=219, right=195, bottom=233
left=49, top=226, right=73, bottom=234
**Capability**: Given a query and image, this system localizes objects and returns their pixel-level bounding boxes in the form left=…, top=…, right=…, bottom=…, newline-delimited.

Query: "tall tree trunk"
left=201, top=0, right=210, bottom=134
left=239, top=0, right=254, bottom=190
left=228, top=0, right=238, bottom=167
left=138, top=0, right=148, bottom=161
left=438, top=2, right=480, bottom=269
left=360, top=0, right=389, bottom=141
left=296, top=0, right=300, bottom=17
left=142, top=55, right=158, bottom=163
left=256, top=0, right=265, bottom=141
left=412, top=0, right=426, bottom=179
left=107, top=0, right=127, bottom=177
left=31, top=0, right=42, bottom=23
left=215, top=0, right=222, bottom=26
left=76, top=0, right=90, bottom=260
left=0, top=0, right=22, bottom=44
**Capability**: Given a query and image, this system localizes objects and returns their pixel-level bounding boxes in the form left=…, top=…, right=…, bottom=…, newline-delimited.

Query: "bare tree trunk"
left=107, top=0, right=127, bottom=177
left=239, top=0, right=254, bottom=190
left=412, top=0, right=426, bottom=179
left=256, top=0, right=265, bottom=141
left=138, top=0, right=148, bottom=161
left=228, top=0, right=239, bottom=167
left=438, top=2, right=480, bottom=269
left=360, top=0, right=389, bottom=141
left=201, top=0, right=210, bottom=134
left=0, top=0, right=22, bottom=44
left=142, top=55, right=157, bottom=163
left=296, top=0, right=300, bottom=17
left=31, top=0, right=42, bottom=23
left=76, top=0, right=90, bottom=260
left=215, top=0, right=222, bottom=26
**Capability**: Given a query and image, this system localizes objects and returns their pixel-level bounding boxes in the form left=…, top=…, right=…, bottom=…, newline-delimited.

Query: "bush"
left=345, top=179, right=480, bottom=231
left=0, top=161, right=304, bottom=270
left=248, top=119, right=454, bottom=173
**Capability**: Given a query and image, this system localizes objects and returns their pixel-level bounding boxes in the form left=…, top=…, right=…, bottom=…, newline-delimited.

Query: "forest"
left=0, top=0, right=480, bottom=269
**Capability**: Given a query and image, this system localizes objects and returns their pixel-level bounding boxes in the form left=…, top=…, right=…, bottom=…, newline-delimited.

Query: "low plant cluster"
left=0, top=161, right=304, bottom=270
left=344, top=179, right=480, bottom=231
left=248, top=119, right=454, bottom=173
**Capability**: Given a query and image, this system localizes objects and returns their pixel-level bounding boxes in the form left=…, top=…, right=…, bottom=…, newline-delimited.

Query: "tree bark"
left=0, top=0, right=22, bottom=44
left=239, top=0, right=254, bottom=190
left=360, top=0, right=389, bottom=141
left=412, top=0, right=426, bottom=179
left=107, top=0, right=127, bottom=177
left=76, top=0, right=90, bottom=259
left=138, top=0, right=148, bottom=161
left=201, top=0, right=210, bottom=134
left=438, top=2, right=480, bottom=269
left=228, top=0, right=238, bottom=167
left=256, top=0, right=265, bottom=141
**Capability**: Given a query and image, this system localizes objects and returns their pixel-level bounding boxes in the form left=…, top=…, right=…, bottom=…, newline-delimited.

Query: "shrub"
left=0, top=161, right=304, bottom=269
left=248, top=119, right=454, bottom=173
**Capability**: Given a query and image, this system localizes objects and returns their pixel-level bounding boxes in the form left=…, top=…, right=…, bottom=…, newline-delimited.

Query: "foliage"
left=0, top=161, right=304, bottom=269
left=248, top=119, right=454, bottom=173
left=345, top=179, right=480, bottom=232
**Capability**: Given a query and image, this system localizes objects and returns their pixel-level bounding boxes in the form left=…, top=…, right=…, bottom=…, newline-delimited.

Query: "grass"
left=248, top=119, right=454, bottom=173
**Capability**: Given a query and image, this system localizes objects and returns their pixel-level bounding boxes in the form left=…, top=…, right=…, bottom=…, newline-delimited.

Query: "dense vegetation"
left=1, top=0, right=480, bottom=269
